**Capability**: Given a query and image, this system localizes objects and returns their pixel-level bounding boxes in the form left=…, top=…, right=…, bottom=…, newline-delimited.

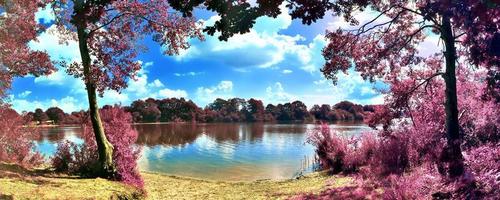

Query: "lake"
left=35, top=122, right=370, bottom=181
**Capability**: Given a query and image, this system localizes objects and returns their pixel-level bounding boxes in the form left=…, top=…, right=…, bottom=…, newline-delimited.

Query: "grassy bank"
left=0, top=163, right=352, bottom=200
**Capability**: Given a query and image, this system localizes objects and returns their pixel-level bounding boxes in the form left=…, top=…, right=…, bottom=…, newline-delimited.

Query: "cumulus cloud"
left=17, top=91, right=32, bottom=98
left=282, top=69, right=293, bottom=74
left=11, top=96, right=83, bottom=113
left=265, top=82, right=296, bottom=104
left=158, top=88, right=188, bottom=98
left=29, top=25, right=86, bottom=96
left=102, top=61, right=188, bottom=104
left=195, top=80, right=234, bottom=105
left=35, top=5, right=55, bottom=23
left=12, top=61, right=188, bottom=112
left=310, top=69, right=385, bottom=106
left=173, top=4, right=327, bottom=73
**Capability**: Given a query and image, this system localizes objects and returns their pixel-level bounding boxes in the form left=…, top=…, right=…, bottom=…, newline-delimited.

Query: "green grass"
left=0, top=163, right=352, bottom=200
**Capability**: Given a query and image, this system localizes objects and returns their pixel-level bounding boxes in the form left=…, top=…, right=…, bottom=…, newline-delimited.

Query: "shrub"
left=0, top=105, right=43, bottom=167
left=307, top=123, right=349, bottom=173
left=382, top=167, right=441, bottom=200
left=307, top=123, right=379, bottom=174
left=51, top=141, right=74, bottom=172
left=464, top=143, right=500, bottom=199
left=52, top=106, right=143, bottom=189
left=373, top=135, right=410, bottom=175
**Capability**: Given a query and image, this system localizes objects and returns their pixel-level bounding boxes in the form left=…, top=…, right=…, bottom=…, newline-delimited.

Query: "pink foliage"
left=46, top=0, right=204, bottom=95
left=52, top=106, right=143, bottom=189
left=0, top=105, right=43, bottom=167
left=0, top=0, right=55, bottom=98
left=382, top=167, right=441, bottom=200
left=306, top=69, right=499, bottom=198
left=307, top=123, right=380, bottom=174
left=464, top=143, right=500, bottom=198
left=307, top=123, right=349, bottom=173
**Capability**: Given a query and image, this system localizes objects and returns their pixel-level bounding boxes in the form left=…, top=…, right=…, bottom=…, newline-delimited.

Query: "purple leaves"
left=52, top=106, right=143, bottom=190
left=0, top=105, right=43, bottom=167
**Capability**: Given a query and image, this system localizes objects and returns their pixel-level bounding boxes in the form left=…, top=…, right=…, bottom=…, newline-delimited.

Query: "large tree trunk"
left=76, top=25, right=115, bottom=176
left=440, top=15, right=464, bottom=178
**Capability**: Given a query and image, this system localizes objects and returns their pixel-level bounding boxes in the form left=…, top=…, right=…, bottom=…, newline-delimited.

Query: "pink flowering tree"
left=0, top=0, right=55, bottom=98
left=318, top=1, right=499, bottom=178
left=3, top=0, right=203, bottom=176
left=0, top=105, right=43, bottom=167
left=170, top=0, right=499, bottom=178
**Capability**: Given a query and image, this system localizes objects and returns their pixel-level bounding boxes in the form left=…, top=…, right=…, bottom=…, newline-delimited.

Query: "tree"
left=46, top=107, right=66, bottom=124
left=0, top=1, right=54, bottom=99
left=290, top=100, right=309, bottom=120
left=170, top=0, right=500, bottom=178
left=318, top=1, right=499, bottom=178
left=4, top=0, right=203, bottom=176
left=33, top=108, right=49, bottom=123
left=0, top=105, right=43, bottom=167
left=246, top=98, right=265, bottom=122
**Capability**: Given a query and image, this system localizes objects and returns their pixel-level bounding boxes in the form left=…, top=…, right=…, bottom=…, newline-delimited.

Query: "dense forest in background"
left=21, top=98, right=377, bottom=125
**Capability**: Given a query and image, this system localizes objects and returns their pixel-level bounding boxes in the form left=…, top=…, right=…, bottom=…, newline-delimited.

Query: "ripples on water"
left=36, top=122, right=370, bottom=181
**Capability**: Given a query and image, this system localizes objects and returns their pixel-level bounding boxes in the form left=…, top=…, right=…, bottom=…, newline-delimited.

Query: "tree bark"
left=440, top=14, right=464, bottom=178
left=76, top=23, right=115, bottom=177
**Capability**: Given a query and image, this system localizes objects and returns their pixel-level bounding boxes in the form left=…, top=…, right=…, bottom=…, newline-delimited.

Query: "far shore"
left=29, top=120, right=366, bottom=128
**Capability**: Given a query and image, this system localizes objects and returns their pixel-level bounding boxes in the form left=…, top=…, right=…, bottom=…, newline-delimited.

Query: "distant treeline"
left=24, top=98, right=378, bottom=124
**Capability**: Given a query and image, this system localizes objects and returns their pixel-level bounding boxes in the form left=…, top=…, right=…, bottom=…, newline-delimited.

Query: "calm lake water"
left=35, top=122, right=370, bottom=181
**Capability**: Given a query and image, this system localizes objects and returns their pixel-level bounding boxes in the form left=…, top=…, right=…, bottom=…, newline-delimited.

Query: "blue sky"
left=7, top=5, right=394, bottom=113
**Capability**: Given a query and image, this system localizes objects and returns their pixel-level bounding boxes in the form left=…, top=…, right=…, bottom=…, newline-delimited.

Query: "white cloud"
left=158, top=88, right=188, bottom=98
left=173, top=72, right=204, bottom=77
left=29, top=25, right=80, bottom=62
left=265, top=82, right=296, bottom=104
left=12, top=60, right=189, bottom=112
left=29, top=25, right=86, bottom=95
left=173, top=4, right=327, bottom=73
left=148, top=79, right=165, bottom=88
left=282, top=69, right=293, bottom=74
left=309, top=69, right=385, bottom=106
left=417, top=33, right=442, bottom=57
left=11, top=96, right=84, bottom=113
left=35, top=5, right=55, bottom=23
left=102, top=61, right=188, bottom=104
left=17, top=91, right=32, bottom=98
left=327, top=9, right=390, bottom=31
left=195, top=80, right=234, bottom=105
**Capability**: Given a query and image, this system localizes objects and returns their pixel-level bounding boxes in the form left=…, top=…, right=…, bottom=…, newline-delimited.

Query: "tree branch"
left=407, top=72, right=444, bottom=95
left=88, top=13, right=127, bottom=35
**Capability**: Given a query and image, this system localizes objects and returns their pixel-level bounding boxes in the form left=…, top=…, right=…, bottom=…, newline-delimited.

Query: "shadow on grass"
left=0, top=194, right=14, bottom=200
left=0, top=162, right=87, bottom=180
left=290, top=185, right=382, bottom=200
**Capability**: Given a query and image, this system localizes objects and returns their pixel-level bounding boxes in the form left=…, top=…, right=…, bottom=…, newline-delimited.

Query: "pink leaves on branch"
left=52, top=106, right=143, bottom=189
left=321, top=1, right=499, bottom=94
left=0, top=105, right=43, bottom=167
left=0, top=0, right=55, bottom=97
left=81, top=105, right=143, bottom=188
left=46, top=0, right=204, bottom=95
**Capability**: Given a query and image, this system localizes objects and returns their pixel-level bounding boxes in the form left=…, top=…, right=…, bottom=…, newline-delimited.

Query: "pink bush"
left=307, top=123, right=349, bottom=173
left=303, top=67, right=499, bottom=199
left=464, top=143, right=500, bottom=198
left=0, top=105, right=43, bottom=167
left=307, top=123, right=381, bottom=174
left=51, top=141, right=75, bottom=172
left=52, top=106, right=143, bottom=189
left=382, top=167, right=441, bottom=200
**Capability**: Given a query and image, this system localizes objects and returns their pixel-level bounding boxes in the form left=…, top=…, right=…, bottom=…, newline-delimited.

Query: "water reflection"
left=36, top=127, right=83, bottom=158
left=35, top=122, right=370, bottom=181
